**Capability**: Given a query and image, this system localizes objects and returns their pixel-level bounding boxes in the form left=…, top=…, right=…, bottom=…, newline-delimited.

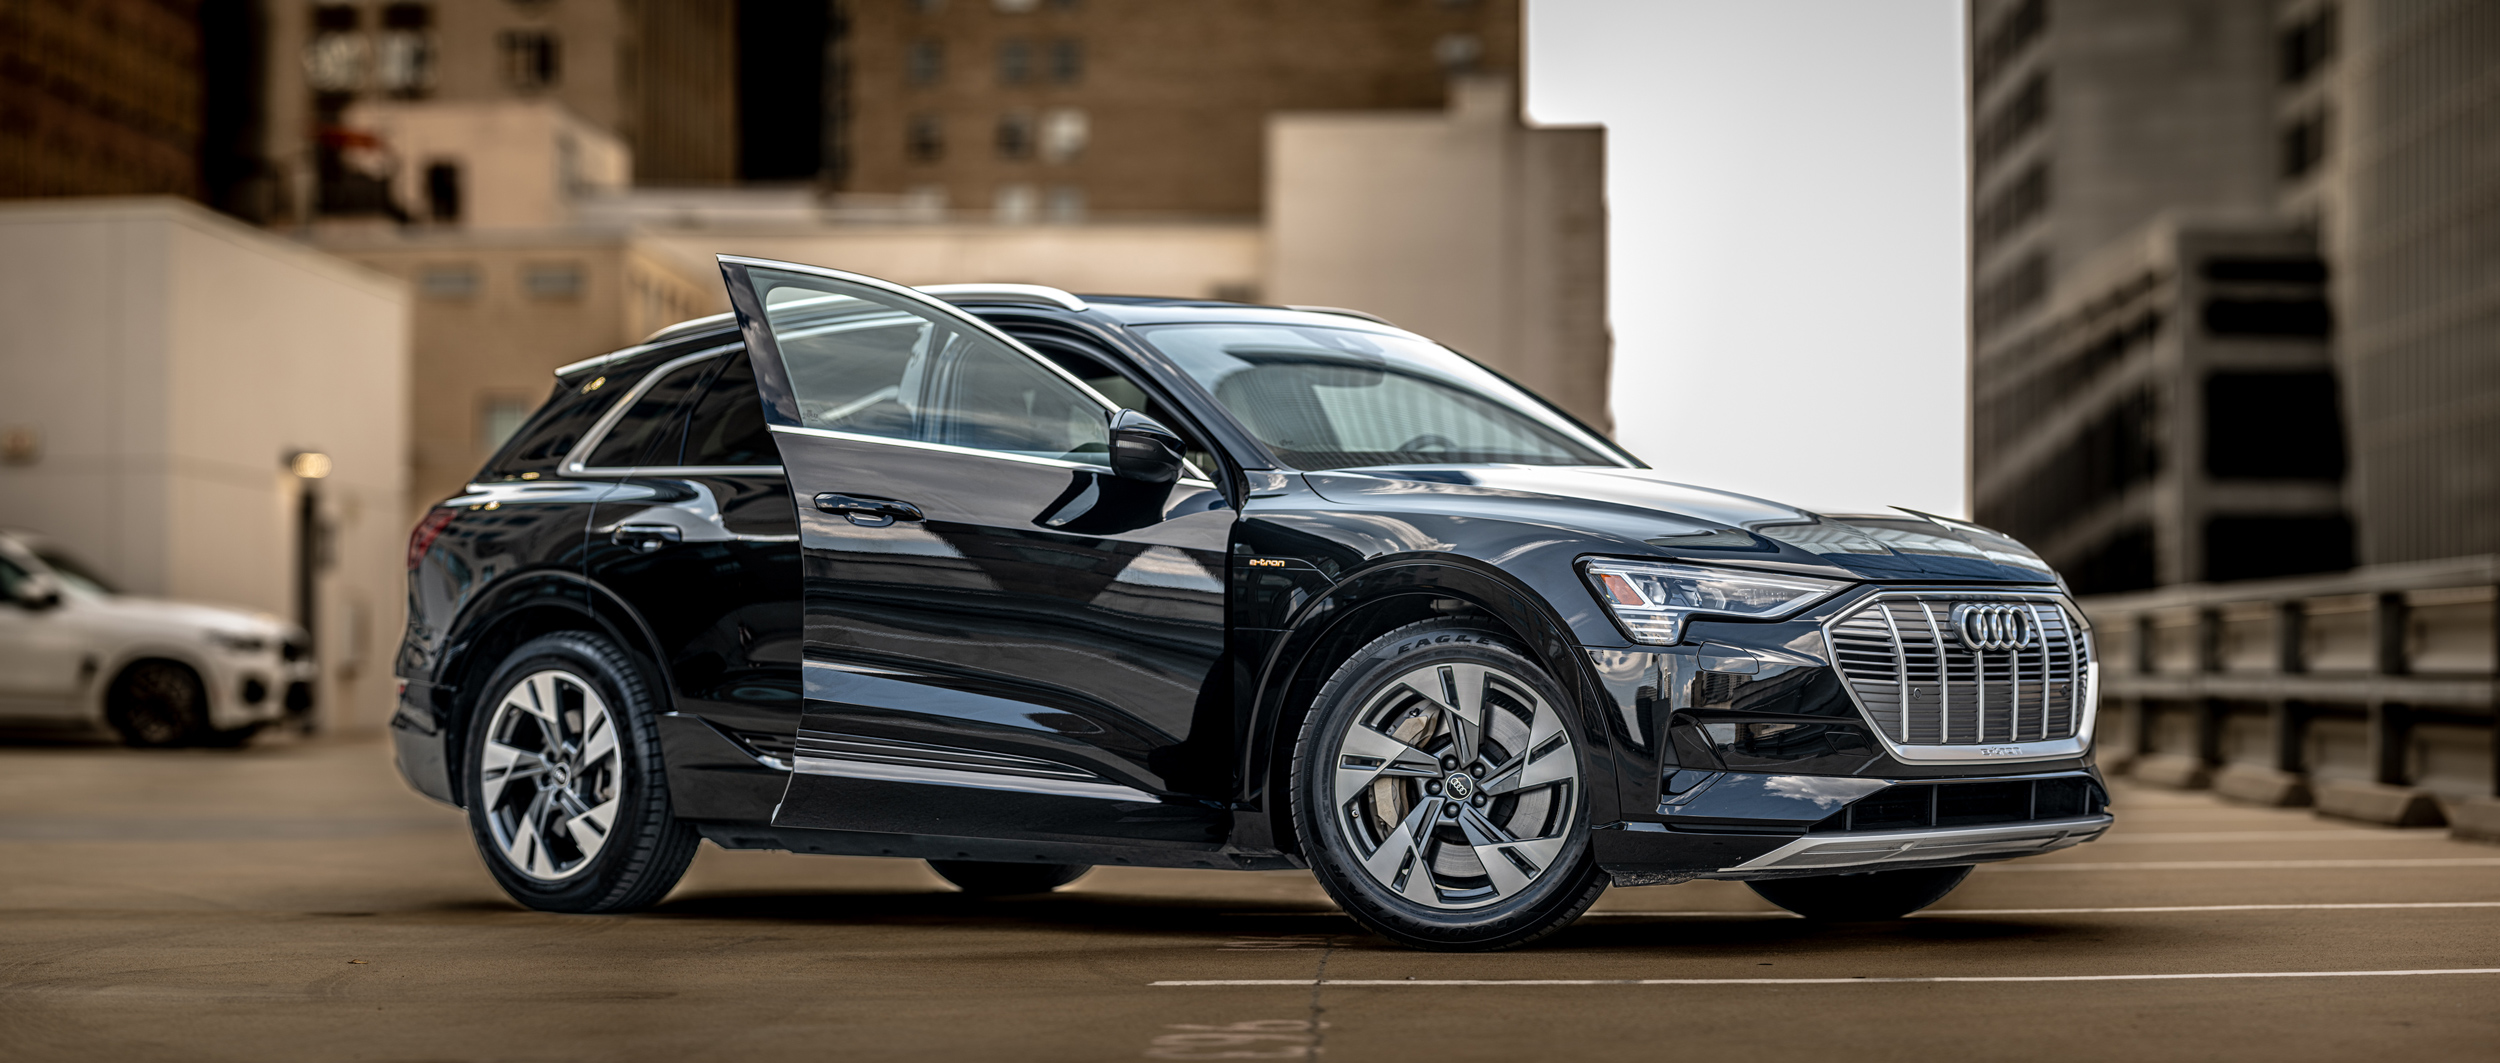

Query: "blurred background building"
left=1968, top=0, right=2500, bottom=830
left=0, top=0, right=1609, bottom=733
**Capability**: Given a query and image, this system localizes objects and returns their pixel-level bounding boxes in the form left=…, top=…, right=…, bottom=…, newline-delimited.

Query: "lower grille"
left=1811, top=776, right=2106, bottom=833
left=1825, top=594, right=2091, bottom=748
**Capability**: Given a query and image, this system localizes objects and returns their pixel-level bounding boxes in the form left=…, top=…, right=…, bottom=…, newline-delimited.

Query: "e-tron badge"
left=1952, top=603, right=2038, bottom=653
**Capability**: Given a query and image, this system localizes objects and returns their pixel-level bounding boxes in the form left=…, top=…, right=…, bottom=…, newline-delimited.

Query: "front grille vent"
left=1826, top=595, right=2090, bottom=747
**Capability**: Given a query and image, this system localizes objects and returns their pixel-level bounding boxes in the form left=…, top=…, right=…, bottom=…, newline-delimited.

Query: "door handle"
left=813, top=493, right=925, bottom=528
left=612, top=524, right=683, bottom=553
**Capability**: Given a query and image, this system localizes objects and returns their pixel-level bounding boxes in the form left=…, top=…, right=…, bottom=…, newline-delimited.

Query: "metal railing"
left=2076, top=556, right=2499, bottom=823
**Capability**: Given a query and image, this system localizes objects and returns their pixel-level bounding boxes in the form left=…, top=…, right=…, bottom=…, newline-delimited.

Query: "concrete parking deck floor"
left=1, top=736, right=2494, bottom=1061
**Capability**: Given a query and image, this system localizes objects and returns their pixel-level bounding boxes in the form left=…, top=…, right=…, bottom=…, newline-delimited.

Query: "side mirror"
left=1107, top=409, right=1184, bottom=485
left=11, top=572, right=61, bottom=611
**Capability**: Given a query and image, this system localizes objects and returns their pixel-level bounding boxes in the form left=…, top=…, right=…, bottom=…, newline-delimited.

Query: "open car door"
left=716, top=256, right=1238, bottom=853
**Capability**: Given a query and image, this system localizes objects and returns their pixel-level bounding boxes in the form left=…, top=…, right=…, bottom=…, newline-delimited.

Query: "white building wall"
left=639, top=222, right=1265, bottom=303
left=0, top=198, right=410, bottom=732
left=1266, top=77, right=1612, bottom=433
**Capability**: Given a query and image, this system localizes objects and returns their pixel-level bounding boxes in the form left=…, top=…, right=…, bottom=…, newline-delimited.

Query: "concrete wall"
left=1265, top=77, right=1612, bottom=433
left=320, top=231, right=722, bottom=512
left=346, top=100, right=632, bottom=230
left=0, top=198, right=410, bottom=732
left=638, top=222, right=1264, bottom=302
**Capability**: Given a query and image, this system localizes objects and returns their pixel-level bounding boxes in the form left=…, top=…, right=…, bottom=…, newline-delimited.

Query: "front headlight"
left=206, top=631, right=268, bottom=654
left=1582, top=560, right=1847, bottom=645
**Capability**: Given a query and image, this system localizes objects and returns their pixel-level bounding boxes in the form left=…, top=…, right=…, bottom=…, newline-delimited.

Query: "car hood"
left=1301, top=465, right=2059, bottom=583
left=72, top=594, right=295, bottom=638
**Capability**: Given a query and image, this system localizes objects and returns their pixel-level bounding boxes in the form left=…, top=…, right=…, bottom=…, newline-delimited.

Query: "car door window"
left=754, top=269, right=1109, bottom=462
left=680, top=353, right=779, bottom=467
left=583, top=358, right=713, bottom=468
left=1025, top=338, right=1218, bottom=477
left=0, top=555, right=26, bottom=601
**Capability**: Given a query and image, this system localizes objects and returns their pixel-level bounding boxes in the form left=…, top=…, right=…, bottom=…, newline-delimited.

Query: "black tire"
left=927, top=860, right=1091, bottom=896
left=105, top=660, right=207, bottom=748
left=463, top=632, right=698, bottom=913
left=1290, top=619, right=1608, bottom=951
left=1746, top=865, right=1973, bottom=921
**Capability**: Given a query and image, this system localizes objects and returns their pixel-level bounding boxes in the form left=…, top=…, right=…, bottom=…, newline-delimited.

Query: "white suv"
left=0, top=531, right=314, bottom=746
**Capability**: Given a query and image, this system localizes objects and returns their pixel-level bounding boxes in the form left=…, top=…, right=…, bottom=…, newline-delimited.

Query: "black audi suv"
left=392, top=256, right=2109, bottom=949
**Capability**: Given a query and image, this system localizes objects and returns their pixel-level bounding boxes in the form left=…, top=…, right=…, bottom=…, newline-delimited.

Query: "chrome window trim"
left=718, top=254, right=1134, bottom=421
left=767, top=423, right=1216, bottom=486
left=559, top=344, right=741, bottom=474
left=913, top=282, right=1089, bottom=312
left=1818, top=587, right=2099, bottom=765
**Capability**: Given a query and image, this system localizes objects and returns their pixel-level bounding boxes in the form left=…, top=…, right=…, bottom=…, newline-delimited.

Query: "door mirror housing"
left=10, top=571, right=62, bottom=611
left=1107, top=409, right=1184, bottom=485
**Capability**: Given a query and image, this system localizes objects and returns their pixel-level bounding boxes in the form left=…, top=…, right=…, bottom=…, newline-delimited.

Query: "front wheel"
left=463, top=633, right=698, bottom=913
left=1291, top=620, right=1607, bottom=951
left=1746, top=865, right=1973, bottom=921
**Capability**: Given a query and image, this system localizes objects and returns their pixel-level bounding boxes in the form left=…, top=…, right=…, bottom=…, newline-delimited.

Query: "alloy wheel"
left=1327, top=660, right=1579, bottom=910
left=477, top=669, right=623, bottom=882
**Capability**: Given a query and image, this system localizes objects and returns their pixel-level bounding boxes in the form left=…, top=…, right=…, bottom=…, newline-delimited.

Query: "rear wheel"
left=1291, top=620, right=1607, bottom=951
left=1746, top=865, right=1973, bottom=920
left=105, top=660, right=207, bottom=748
left=927, top=860, right=1091, bottom=896
left=463, top=633, right=697, bottom=913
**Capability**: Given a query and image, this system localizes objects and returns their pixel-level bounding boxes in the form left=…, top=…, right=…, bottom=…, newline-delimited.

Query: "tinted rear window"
left=479, top=379, right=609, bottom=481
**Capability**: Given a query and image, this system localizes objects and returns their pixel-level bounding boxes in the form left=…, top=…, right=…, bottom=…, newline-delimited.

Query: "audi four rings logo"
left=1953, top=604, right=2038, bottom=652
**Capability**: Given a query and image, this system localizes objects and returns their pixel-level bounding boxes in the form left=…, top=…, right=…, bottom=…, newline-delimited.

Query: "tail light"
left=407, top=507, right=458, bottom=570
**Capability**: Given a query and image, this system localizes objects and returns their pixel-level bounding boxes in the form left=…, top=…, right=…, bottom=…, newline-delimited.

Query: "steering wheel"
left=1397, top=433, right=1460, bottom=456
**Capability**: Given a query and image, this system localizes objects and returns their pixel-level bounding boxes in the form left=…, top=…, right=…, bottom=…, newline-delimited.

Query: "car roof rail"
left=914, top=283, right=1089, bottom=312
left=638, top=311, right=739, bottom=346
left=1284, top=304, right=1397, bottom=327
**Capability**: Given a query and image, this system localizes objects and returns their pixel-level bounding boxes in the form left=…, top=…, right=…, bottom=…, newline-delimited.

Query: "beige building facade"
left=318, top=229, right=721, bottom=511
left=0, top=198, right=410, bottom=733
left=1266, top=77, right=1609, bottom=434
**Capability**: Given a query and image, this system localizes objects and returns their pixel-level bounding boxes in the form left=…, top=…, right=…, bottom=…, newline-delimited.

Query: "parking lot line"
left=1225, top=900, right=2500, bottom=920
left=1982, top=858, right=2500, bottom=872
left=2083, top=830, right=2442, bottom=843
left=1153, top=968, right=2500, bottom=987
left=1583, top=901, right=2500, bottom=917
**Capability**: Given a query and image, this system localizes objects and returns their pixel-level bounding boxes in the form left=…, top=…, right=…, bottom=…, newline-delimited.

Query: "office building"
left=1966, top=0, right=2499, bottom=591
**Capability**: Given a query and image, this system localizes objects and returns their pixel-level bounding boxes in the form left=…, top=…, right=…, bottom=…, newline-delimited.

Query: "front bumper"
left=1717, top=814, right=2111, bottom=876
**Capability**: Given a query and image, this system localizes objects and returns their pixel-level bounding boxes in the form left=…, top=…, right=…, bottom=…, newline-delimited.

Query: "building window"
left=2280, top=109, right=2329, bottom=179
left=499, top=30, right=560, bottom=91
left=907, top=113, right=945, bottom=162
left=523, top=262, right=584, bottom=301
left=1975, top=161, right=2049, bottom=255
left=995, top=183, right=1038, bottom=222
left=376, top=3, right=434, bottom=97
left=1049, top=39, right=1083, bottom=84
left=996, top=112, right=1034, bottom=160
left=1038, top=107, right=1087, bottom=163
left=304, top=6, right=368, bottom=93
left=1434, top=33, right=1483, bottom=73
left=2279, top=5, right=2338, bottom=86
left=424, top=161, right=462, bottom=222
left=993, top=0, right=1041, bottom=12
left=907, top=40, right=944, bottom=86
left=1973, top=0, right=2046, bottom=95
left=1974, top=72, right=2048, bottom=178
left=419, top=264, right=478, bottom=300
left=998, top=39, right=1033, bottom=85
left=1045, top=185, right=1084, bottom=222
left=1975, top=252, right=2049, bottom=335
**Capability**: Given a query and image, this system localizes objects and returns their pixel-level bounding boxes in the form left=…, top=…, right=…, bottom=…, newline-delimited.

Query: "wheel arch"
left=432, top=571, right=675, bottom=806
left=1245, top=556, right=1618, bottom=858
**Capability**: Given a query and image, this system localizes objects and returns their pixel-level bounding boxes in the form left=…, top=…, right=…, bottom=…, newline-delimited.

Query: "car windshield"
left=33, top=549, right=115, bottom=596
left=1134, top=323, right=1623, bottom=471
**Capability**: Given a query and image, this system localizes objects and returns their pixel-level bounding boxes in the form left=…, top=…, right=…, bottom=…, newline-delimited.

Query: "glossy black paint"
left=393, top=273, right=2103, bottom=879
